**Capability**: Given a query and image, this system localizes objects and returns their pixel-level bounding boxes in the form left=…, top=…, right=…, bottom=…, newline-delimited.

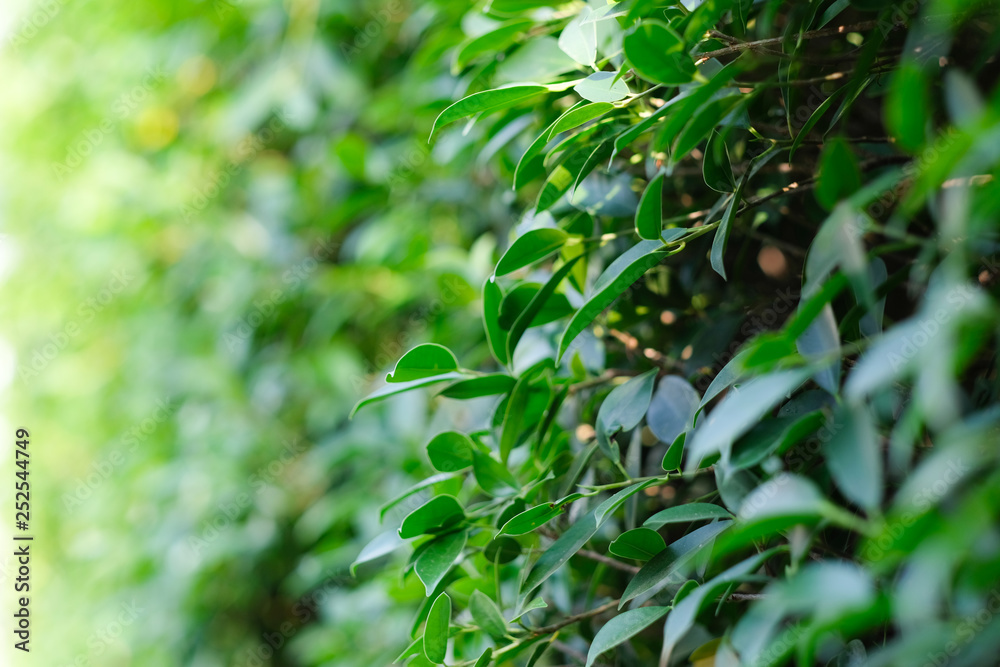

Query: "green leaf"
left=585, top=606, right=671, bottom=667
left=635, top=172, right=664, bottom=240
left=673, top=94, right=744, bottom=163
left=485, top=535, right=522, bottom=564
left=735, top=473, right=826, bottom=525
left=483, top=278, right=510, bottom=367
left=387, top=343, right=460, bottom=383
left=647, top=376, right=700, bottom=445
left=520, top=513, right=598, bottom=603
left=352, top=372, right=467, bottom=417
left=423, top=592, right=451, bottom=664
left=643, top=504, right=733, bottom=530
left=729, top=412, right=826, bottom=470
left=498, top=283, right=574, bottom=330
left=558, top=240, right=671, bottom=361
left=426, top=431, right=475, bottom=473
left=548, top=102, right=614, bottom=140
left=399, top=495, right=465, bottom=539
left=500, top=494, right=584, bottom=535
left=686, top=369, right=811, bottom=470
left=431, top=85, right=550, bottom=140
left=415, top=531, right=467, bottom=596
left=596, top=369, right=658, bottom=462
left=558, top=7, right=597, bottom=66
left=379, top=472, right=459, bottom=521
left=473, top=452, right=521, bottom=496
left=624, top=20, right=695, bottom=86
left=474, top=648, right=493, bottom=667
left=609, top=528, right=667, bottom=560
left=803, top=203, right=869, bottom=301
left=351, top=531, right=405, bottom=575
left=795, top=303, right=841, bottom=394
left=885, top=63, right=929, bottom=153
left=595, top=479, right=660, bottom=524
left=453, top=20, right=533, bottom=72
left=507, top=256, right=583, bottom=359
left=823, top=404, right=882, bottom=511
left=574, top=72, right=630, bottom=103
left=815, top=138, right=861, bottom=211
left=620, top=521, right=732, bottom=606
left=662, top=549, right=780, bottom=664
left=496, top=228, right=570, bottom=276
left=438, top=374, right=516, bottom=399
left=703, top=129, right=735, bottom=193
left=470, top=590, right=509, bottom=639
left=788, top=84, right=848, bottom=161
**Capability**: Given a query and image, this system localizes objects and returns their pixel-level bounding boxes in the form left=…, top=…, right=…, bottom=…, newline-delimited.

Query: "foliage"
left=351, top=1, right=1000, bottom=666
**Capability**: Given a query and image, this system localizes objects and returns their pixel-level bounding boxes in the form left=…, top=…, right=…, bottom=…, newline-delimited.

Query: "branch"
left=696, top=20, right=882, bottom=63
left=533, top=599, right=621, bottom=635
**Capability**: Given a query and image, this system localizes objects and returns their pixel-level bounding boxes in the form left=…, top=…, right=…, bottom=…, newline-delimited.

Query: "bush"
left=352, top=1, right=1000, bottom=666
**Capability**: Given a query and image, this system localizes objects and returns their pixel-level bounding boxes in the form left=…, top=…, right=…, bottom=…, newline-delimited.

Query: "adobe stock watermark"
left=52, top=67, right=167, bottom=181
left=223, top=237, right=339, bottom=351
left=18, top=267, right=138, bottom=383
left=56, top=600, right=145, bottom=667
left=186, top=437, right=308, bottom=559
left=340, top=1, right=405, bottom=63
left=179, top=110, right=291, bottom=221
left=3, top=0, right=68, bottom=51
left=61, top=398, right=176, bottom=512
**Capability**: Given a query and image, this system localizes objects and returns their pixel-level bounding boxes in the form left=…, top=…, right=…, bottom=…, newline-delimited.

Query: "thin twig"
left=533, top=599, right=621, bottom=634
left=577, top=548, right=641, bottom=574
left=696, top=20, right=881, bottom=62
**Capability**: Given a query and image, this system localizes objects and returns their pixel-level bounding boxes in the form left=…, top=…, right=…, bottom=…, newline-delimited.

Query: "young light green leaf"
left=423, top=592, right=452, bottom=663
left=431, top=85, right=550, bottom=140
left=623, top=20, right=695, bottom=85
left=643, top=503, right=733, bottom=530
left=387, top=343, right=460, bottom=383
left=399, top=495, right=465, bottom=539
left=558, top=7, right=597, bottom=66
left=426, top=431, right=475, bottom=473
left=415, top=531, right=467, bottom=596
left=609, top=527, right=667, bottom=560
left=557, top=240, right=671, bottom=361
left=470, top=590, right=509, bottom=639
left=620, top=521, right=732, bottom=606
left=585, top=606, right=670, bottom=667
left=635, top=172, right=664, bottom=240
left=574, top=72, right=630, bottom=103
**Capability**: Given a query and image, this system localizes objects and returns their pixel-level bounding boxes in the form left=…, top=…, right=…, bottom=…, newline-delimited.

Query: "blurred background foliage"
left=0, top=0, right=500, bottom=664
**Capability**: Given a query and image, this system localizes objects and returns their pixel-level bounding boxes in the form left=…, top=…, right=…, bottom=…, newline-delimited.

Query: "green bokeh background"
left=0, top=0, right=500, bottom=664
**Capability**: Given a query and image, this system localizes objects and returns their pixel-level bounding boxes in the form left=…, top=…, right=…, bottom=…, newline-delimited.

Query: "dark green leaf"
left=624, top=20, right=695, bottom=85
left=596, top=369, right=658, bottom=462
left=473, top=452, right=521, bottom=496
left=558, top=240, right=671, bottom=361
left=635, top=172, right=664, bottom=240
left=495, top=228, right=570, bottom=276
left=415, top=531, right=467, bottom=596
left=815, top=138, right=861, bottom=211
left=431, top=85, right=550, bottom=140
left=470, top=590, right=509, bottom=639
left=483, top=278, right=510, bottom=366
left=609, top=527, right=667, bottom=560
left=885, top=63, right=928, bottom=152
left=438, top=374, right=516, bottom=399
left=507, top=256, right=582, bottom=359
left=399, top=495, right=465, bottom=539
left=703, top=129, right=736, bottom=193
left=643, top=503, right=733, bottom=530
left=352, top=372, right=467, bottom=417
left=585, top=606, right=670, bottom=667
left=426, top=431, right=475, bottom=473
left=387, top=343, right=460, bottom=383
left=423, top=592, right=451, bottom=663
